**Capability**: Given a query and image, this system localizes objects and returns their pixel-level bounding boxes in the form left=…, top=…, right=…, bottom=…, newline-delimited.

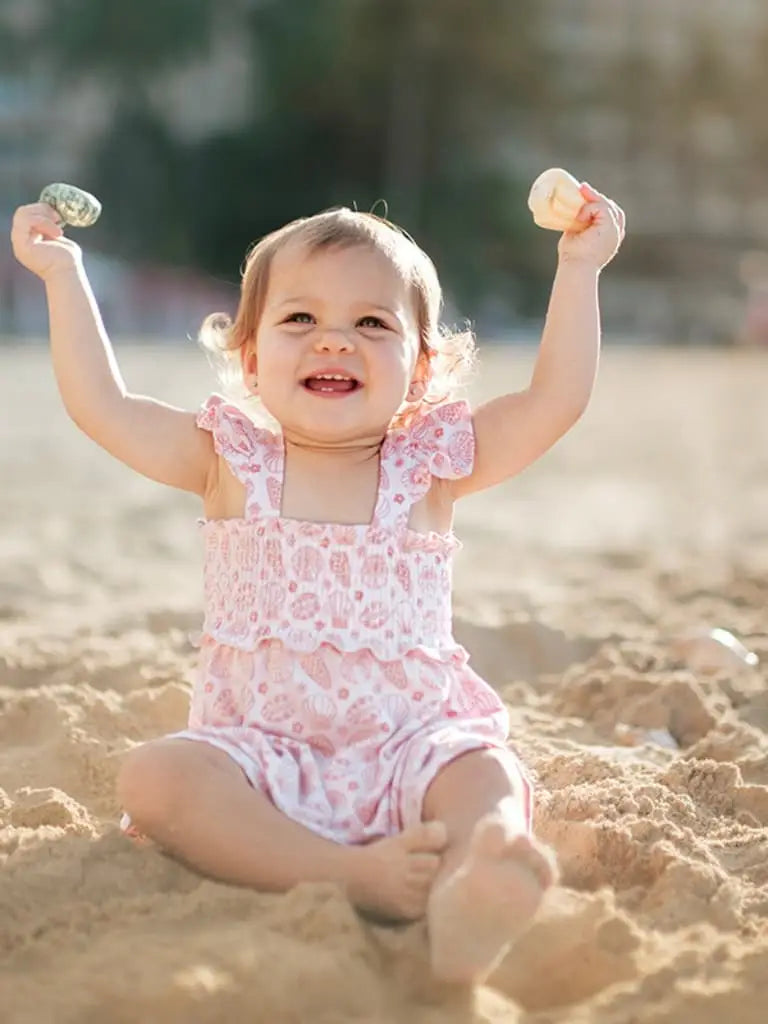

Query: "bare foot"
left=347, top=820, right=448, bottom=921
left=428, top=816, right=557, bottom=984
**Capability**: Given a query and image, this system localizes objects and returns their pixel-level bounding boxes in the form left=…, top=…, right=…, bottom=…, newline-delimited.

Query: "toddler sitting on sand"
left=11, top=185, right=623, bottom=983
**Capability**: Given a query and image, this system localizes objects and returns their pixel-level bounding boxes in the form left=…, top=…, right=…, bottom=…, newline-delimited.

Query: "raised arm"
left=452, top=184, right=625, bottom=499
left=11, top=203, right=215, bottom=496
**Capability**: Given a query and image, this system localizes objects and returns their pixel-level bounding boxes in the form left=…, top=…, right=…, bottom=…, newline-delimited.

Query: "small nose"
left=314, top=327, right=355, bottom=353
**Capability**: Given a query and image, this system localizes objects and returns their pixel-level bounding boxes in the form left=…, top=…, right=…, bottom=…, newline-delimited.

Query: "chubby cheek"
left=256, top=362, right=294, bottom=415
left=377, top=336, right=416, bottom=376
left=253, top=336, right=293, bottom=385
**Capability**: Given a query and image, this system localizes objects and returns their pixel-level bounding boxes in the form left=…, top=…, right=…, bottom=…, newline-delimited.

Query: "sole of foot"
left=428, top=815, right=557, bottom=984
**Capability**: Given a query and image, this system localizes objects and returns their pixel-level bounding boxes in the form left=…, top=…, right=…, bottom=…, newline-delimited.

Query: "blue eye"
left=284, top=312, right=314, bottom=324
left=358, top=316, right=387, bottom=329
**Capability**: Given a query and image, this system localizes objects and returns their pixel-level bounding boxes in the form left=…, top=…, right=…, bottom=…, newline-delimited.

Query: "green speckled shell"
left=39, top=183, right=102, bottom=228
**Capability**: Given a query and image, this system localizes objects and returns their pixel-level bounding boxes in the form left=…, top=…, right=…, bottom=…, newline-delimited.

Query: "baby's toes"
left=399, top=882, right=431, bottom=920
left=409, top=851, right=442, bottom=883
left=404, top=819, right=448, bottom=854
left=471, top=816, right=510, bottom=858
left=407, top=888, right=433, bottom=919
left=508, top=835, right=558, bottom=889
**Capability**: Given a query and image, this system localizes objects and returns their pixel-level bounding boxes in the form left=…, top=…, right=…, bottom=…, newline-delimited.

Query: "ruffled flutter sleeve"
left=196, top=394, right=275, bottom=486
left=406, top=400, right=475, bottom=480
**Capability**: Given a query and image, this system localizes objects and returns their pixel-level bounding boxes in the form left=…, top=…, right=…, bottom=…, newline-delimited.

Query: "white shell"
left=527, top=167, right=586, bottom=233
left=39, top=183, right=102, bottom=228
left=671, top=627, right=759, bottom=674
left=614, top=724, right=679, bottom=751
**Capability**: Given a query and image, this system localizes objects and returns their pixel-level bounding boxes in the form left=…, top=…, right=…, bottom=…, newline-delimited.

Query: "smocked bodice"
left=197, top=395, right=476, bottom=661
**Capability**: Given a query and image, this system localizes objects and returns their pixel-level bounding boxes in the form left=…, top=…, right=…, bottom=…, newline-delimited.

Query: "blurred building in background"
left=539, top=0, right=768, bottom=342
left=3, top=0, right=768, bottom=344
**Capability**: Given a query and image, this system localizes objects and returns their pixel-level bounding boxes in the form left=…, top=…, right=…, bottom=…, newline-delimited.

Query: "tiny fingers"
left=610, top=199, right=626, bottom=235
left=579, top=182, right=603, bottom=203
left=577, top=198, right=624, bottom=238
left=15, top=201, right=64, bottom=224
left=36, top=201, right=64, bottom=222
left=409, top=852, right=442, bottom=879
left=576, top=201, right=598, bottom=224
left=578, top=185, right=626, bottom=235
left=601, top=201, right=624, bottom=244
left=13, top=205, right=64, bottom=238
left=31, top=215, right=65, bottom=240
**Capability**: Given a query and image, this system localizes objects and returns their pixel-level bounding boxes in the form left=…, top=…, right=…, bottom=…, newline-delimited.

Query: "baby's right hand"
left=10, top=203, right=83, bottom=281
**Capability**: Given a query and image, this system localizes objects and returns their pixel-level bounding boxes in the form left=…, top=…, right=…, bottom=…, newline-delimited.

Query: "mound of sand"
left=2, top=345, right=767, bottom=1023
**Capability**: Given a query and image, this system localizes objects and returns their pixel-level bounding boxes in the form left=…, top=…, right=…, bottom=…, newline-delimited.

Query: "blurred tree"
left=0, top=18, right=25, bottom=73
left=192, top=0, right=552, bottom=316
left=86, top=102, right=189, bottom=264
left=31, top=0, right=551, bottom=319
left=34, top=0, right=217, bottom=80
left=28, top=0, right=221, bottom=263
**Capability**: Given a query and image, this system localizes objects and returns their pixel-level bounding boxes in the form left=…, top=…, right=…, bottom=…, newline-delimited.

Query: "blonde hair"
left=199, top=207, right=476, bottom=425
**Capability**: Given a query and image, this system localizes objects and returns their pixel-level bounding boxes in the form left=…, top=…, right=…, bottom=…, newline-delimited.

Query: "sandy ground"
left=2, top=342, right=768, bottom=1023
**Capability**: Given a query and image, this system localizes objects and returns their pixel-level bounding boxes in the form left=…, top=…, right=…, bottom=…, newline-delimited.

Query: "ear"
left=241, top=340, right=259, bottom=392
left=407, top=349, right=433, bottom=401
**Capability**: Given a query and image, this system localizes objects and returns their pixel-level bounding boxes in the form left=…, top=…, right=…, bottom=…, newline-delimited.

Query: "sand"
left=2, top=343, right=767, bottom=1023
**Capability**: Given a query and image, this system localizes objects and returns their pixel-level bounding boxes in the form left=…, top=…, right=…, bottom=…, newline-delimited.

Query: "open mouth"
left=302, top=373, right=361, bottom=394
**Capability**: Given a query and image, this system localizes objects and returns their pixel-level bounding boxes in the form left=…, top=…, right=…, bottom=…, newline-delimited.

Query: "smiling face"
left=245, top=242, right=426, bottom=446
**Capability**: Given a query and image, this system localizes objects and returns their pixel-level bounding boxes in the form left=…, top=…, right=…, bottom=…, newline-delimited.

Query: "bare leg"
left=422, top=748, right=558, bottom=984
left=117, top=738, right=446, bottom=920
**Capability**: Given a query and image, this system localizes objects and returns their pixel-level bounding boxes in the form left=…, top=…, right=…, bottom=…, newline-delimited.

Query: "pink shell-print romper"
left=125, top=394, right=532, bottom=844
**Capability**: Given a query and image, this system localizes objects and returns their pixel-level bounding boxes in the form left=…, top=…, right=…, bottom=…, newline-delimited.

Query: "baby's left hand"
left=558, top=183, right=625, bottom=270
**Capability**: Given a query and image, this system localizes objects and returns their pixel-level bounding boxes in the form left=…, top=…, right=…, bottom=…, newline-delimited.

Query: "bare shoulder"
left=74, top=394, right=218, bottom=496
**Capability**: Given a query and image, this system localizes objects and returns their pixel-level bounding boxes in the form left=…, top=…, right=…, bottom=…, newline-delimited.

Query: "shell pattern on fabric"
left=39, top=183, right=102, bottom=228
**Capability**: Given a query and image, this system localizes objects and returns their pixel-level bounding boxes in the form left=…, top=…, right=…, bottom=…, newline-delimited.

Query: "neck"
left=283, top=434, right=383, bottom=467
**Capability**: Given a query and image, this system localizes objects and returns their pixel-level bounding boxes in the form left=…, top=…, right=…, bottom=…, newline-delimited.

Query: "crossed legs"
left=117, top=739, right=556, bottom=984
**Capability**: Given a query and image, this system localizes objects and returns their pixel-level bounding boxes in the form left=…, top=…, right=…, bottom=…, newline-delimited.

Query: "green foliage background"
left=13, top=0, right=554, bottom=319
